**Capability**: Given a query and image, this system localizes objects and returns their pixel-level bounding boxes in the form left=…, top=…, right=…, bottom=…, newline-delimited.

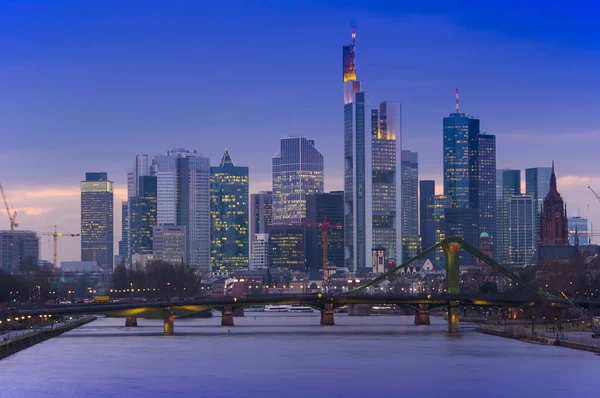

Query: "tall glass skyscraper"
left=568, top=216, right=589, bottom=245
left=81, top=172, right=114, bottom=268
left=508, top=195, right=535, bottom=265
left=428, top=195, right=451, bottom=268
left=419, top=180, right=436, bottom=256
left=443, top=112, right=479, bottom=209
left=129, top=176, right=157, bottom=257
left=343, top=27, right=367, bottom=272
left=495, top=169, right=521, bottom=263
left=272, top=137, right=324, bottom=225
left=400, top=150, right=418, bottom=261
left=210, top=149, right=249, bottom=272
left=477, top=133, right=496, bottom=247
left=525, top=167, right=552, bottom=244
left=250, top=191, right=272, bottom=259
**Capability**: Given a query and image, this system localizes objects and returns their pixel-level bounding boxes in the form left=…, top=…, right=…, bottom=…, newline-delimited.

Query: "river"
left=1, top=313, right=599, bottom=397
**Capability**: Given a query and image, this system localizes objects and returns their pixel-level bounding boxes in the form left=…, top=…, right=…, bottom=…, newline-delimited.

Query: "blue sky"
left=1, top=0, right=600, bottom=263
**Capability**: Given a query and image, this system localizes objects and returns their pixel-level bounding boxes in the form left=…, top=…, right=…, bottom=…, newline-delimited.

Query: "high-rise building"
left=306, top=191, right=344, bottom=270
left=152, top=225, right=187, bottom=264
left=81, top=172, right=114, bottom=268
left=568, top=216, right=589, bottom=246
left=526, top=167, right=552, bottom=243
left=508, top=195, right=536, bottom=265
left=428, top=195, right=450, bottom=268
left=177, top=154, right=211, bottom=271
left=129, top=176, right=157, bottom=258
left=443, top=110, right=479, bottom=209
left=210, top=149, right=249, bottom=272
left=119, top=201, right=128, bottom=259
left=495, top=169, right=521, bottom=263
left=0, top=231, right=40, bottom=272
left=269, top=225, right=312, bottom=271
left=419, top=180, right=436, bottom=253
left=272, top=137, right=324, bottom=225
left=540, top=163, right=568, bottom=246
left=477, top=133, right=496, bottom=247
left=153, top=149, right=190, bottom=225
left=250, top=233, right=269, bottom=270
left=250, top=191, right=272, bottom=257
left=400, top=150, right=418, bottom=261
left=343, top=27, right=367, bottom=272
left=444, top=208, right=479, bottom=265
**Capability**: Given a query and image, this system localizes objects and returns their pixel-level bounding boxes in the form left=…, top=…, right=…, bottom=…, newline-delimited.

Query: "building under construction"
left=0, top=230, right=40, bottom=273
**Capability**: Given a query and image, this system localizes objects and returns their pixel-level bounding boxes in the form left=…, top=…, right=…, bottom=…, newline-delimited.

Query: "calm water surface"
left=2, top=314, right=599, bottom=397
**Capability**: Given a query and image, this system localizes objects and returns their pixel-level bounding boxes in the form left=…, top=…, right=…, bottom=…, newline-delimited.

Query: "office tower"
left=272, top=137, right=324, bottom=225
left=400, top=150, right=418, bottom=261
left=250, top=191, right=272, bottom=257
left=152, top=225, right=187, bottom=264
left=127, top=154, right=151, bottom=199
left=428, top=195, right=450, bottom=268
left=443, top=105, right=479, bottom=209
left=210, top=149, right=249, bottom=272
left=477, top=133, right=496, bottom=246
left=568, top=217, right=589, bottom=246
left=343, top=26, right=367, bottom=272
left=306, top=191, right=344, bottom=270
left=81, top=172, right=114, bottom=268
left=419, top=180, right=436, bottom=252
left=495, top=169, right=521, bottom=263
left=0, top=231, right=40, bottom=272
left=508, top=195, right=535, bottom=265
left=269, top=225, right=310, bottom=271
left=119, top=201, right=128, bottom=259
left=540, top=164, right=568, bottom=246
left=444, top=208, right=479, bottom=265
left=153, top=149, right=191, bottom=225
left=178, top=154, right=211, bottom=271
left=129, top=176, right=157, bottom=257
left=250, top=233, right=269, bottom=270
left=525, top=167, right=552, bottom=243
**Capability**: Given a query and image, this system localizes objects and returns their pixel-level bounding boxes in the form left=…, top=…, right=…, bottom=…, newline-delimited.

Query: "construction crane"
left=41, top=225, right=80, bottom=268
left=588, top=186, right=600, bottom=203
left=0, top=183, right=18, bottom=231
left=294, top=217, right=343, bottom=288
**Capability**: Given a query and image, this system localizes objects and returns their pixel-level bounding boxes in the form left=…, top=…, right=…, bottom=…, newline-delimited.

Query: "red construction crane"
left=293, top=217, right=343, bottom=287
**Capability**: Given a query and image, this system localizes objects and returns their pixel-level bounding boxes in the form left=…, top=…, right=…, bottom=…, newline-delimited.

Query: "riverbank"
left=0, top=316, right=96, bottom=360
left=476, top=326, right=600, bottom=354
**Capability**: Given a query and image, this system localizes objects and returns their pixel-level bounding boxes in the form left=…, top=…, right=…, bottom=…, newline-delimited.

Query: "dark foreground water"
left=1, top=313, right=599, bottom=397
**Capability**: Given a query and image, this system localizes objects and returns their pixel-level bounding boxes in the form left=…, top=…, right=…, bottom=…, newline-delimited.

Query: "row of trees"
left=112, top=260, right=203, bottom=298
left=0, top=260, right=54, bottom=303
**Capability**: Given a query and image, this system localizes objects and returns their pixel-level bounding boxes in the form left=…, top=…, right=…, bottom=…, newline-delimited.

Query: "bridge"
left=4, top=237, right=593, bottom=335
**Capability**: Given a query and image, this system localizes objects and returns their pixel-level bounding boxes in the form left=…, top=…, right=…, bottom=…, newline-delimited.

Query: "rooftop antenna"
left=456, top=87, right=459, bottom=113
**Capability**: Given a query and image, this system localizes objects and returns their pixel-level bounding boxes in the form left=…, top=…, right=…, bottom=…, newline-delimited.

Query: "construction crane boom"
left=588, top=186, right=600, bottom=203
left=41, top=225, right=80, bottom=267
left=0, top=183, right=18, bottom=231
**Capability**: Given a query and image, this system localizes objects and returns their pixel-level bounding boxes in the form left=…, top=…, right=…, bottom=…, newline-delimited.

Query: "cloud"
left=558, top=175, right=600, bottom=187
left=17, top=207, right=53, bottom=215
left=5, top=186, right=127, bottom=202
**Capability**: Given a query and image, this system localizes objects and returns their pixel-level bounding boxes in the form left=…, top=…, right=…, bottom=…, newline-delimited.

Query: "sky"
left=2, top=0, right=600, bottom=264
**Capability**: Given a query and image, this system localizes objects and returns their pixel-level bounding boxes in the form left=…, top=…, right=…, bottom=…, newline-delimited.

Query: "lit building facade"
left=508, top=195, right=536, bottom=265
left=495, top=169, right=521, bottom=264
left=250, top=191, right=272, bottom=257
left=428, top=195, right=450, bottom=268
left=210, top=149, right=249, bottom=272
left=477, top=133, right=496, bottom=247
left=272, top=137, right=324, bottom=225
left=306, top=191, right=344, bottom=270
left=0, top=230, right=39, bottom=272
left=152, top=224, right=187, bottom=264
left=81, top=172, right=114, bottom=268
left=269, top=225, right=312, bottom=271
left=250, top=233, right=269, bottom=270
left=400, top=150, right=418, bottom=261
left=525, top=167, right=552, bottom=244
left=343, top=26, right=367, bottom=272
left=129, top=176, right=157, bottom=258
left=419, top=180, right=436, bottom=255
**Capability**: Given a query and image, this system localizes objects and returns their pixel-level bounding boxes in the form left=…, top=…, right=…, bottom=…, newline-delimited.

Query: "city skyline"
left=2, top=2, right=600, bottom=264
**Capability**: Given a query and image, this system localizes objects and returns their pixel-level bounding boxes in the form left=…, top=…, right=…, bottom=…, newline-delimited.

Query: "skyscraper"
left=477, top=133, right=496, bottom=247
left=250, top=191, right=272, bottom=257
left=525, top=167, right=552, bottom=243
left=210, top=149, right=249, bottom=272
left=540, top=163, right=568, bottom=246
left=81, top=172, right=113, bottom=268
left=508, top=195, right=535, bottom=265
left=568, top=216, right=589, bottom=246
left=428, top=195, right=450, bottom=268
left=154, top=149, right=190, bottom=225
left=152, top=225, right=187, bottom=264
left=400, top=150, right=418, bottom=261
left=119, top=201, right=128, bottom=259
left=343, top=26, right=367, bottom=272
left=306, top=191, right=345, bottom=270
left=250, top=233, right=269, bottom=270
left=129, top=176, right=157, bottom=258
left=443, top=108, right=479, bottom=209
left=0, top=231, right=39, bottom=272
left=272, top=137, right=324, bottom=225
left=178, top=154, right=211, bottom=271
left=495, top=169, right=521, bottom=263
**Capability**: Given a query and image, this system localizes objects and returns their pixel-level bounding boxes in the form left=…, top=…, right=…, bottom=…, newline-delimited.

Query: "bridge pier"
left=447, top=301, right=460, bottom=333
left=125, top=316, right=138, bottom=327
left=163, top=315, right=175, bottom=336
left=414, top=304, right=431, bottom=325
left=320, top=303, right=335, bottom=326
left=221, top=305, right=234, bottom=327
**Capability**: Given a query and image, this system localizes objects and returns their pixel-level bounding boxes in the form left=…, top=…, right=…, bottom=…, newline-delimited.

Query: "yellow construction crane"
left=0, top=183, right=18, bottom=231
left=42, top=225, right=80, bottom=267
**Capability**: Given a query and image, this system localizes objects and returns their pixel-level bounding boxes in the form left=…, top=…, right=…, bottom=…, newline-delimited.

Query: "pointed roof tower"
left=219, top=149, right=234, bottom=167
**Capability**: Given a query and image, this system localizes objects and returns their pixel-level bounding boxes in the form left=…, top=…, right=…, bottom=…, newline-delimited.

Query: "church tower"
left=539, top=162, right=568, bottom=246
